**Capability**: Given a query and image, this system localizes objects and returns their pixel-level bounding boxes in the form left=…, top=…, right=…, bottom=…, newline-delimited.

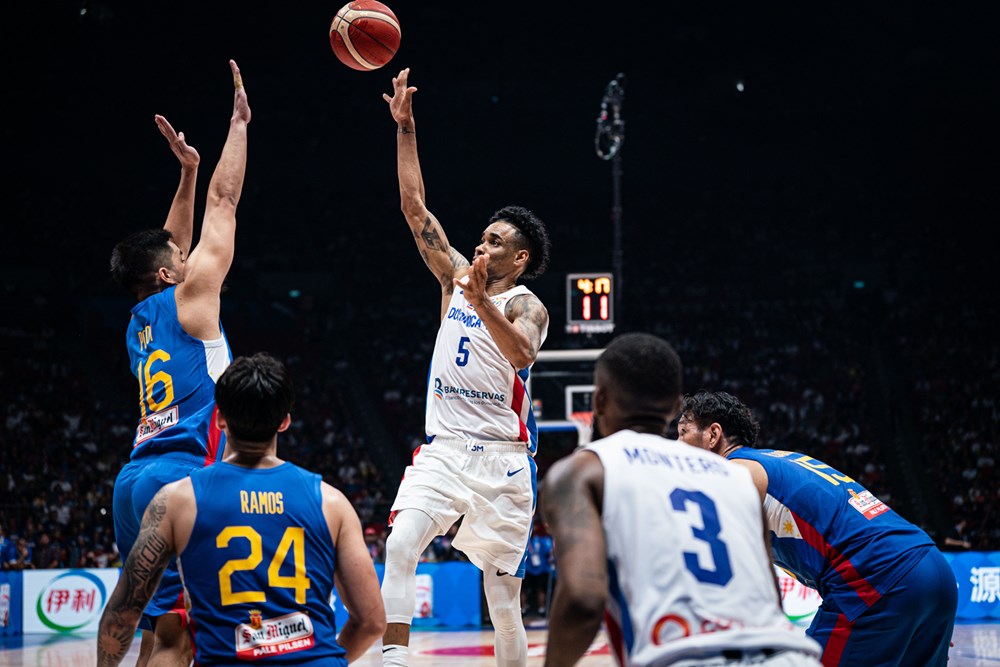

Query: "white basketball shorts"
left=390, top=438, right=536, bottom=576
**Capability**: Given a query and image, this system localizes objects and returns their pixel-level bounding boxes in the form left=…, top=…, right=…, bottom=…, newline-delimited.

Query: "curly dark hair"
left=489, top=205, right=551, bottom=280
left=680, top=391, right=761, bottom=448
left=109, top=228, right=174, bottom=299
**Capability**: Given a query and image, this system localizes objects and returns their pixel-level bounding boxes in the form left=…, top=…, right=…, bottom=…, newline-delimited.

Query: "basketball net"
left=569, top=411, right=594, bottom=446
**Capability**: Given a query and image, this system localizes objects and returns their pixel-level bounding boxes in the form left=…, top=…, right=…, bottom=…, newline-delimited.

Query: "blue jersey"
left=181, top=462, right=347, bottom=666
left=728, top=448, right=935, bottom=622
left=125, top=286, right=231, bottom=460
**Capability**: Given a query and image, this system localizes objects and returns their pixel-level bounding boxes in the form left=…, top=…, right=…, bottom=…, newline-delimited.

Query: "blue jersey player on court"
left=108, top=59, right=250, bottom=666
left=677, top=390, right=957, bottom=667
left=97, top=353, right=385, bottom=665
left=380, top=67, right=551, bottom=667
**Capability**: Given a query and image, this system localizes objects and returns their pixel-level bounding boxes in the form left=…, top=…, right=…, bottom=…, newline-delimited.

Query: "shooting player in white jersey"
left=540, top=333, right=822, bottom=667
left=380, top=67, right=552, bottom=667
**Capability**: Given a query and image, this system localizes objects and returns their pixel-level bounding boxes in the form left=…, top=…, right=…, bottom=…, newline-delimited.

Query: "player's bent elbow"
left=206, top=190, right=240, bottom=212
left=364, top=613, right=387, bottom=639
left=400, top=196, right=426, bottom=222
left=511, top=349, right=537, bottom=371
left=562, top=587, right=607, bottom=622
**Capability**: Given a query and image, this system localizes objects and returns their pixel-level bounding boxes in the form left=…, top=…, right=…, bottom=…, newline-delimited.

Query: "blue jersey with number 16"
left=125, top=286, right=231, bottom=461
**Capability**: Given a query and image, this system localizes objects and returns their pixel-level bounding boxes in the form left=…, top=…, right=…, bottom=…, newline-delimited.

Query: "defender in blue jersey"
left=108, top=60, right=250, bottom=666
left=97, top=353, right=385, bottom=665
left=677, top=391, right=957, bottom=667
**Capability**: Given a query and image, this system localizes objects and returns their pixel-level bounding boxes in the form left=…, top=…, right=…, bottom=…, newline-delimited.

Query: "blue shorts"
left=807, top=547, right=957, bottom=666
left=112, top=451, right=206, bottom=630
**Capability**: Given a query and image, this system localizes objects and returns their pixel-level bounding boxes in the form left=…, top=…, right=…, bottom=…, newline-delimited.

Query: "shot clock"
left=566, top=272, right=615, bottom=334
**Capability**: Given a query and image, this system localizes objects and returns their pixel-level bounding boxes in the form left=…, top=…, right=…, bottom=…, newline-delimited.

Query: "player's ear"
left=276, top=414, right=292, bottom=433
left=707, top=422, right=724, bottom=451
left=514, top=248, right=529, bottom=267
left=215, top=411, right=228, bottom=432
left=592, top=385, right=608, bottom=415
left=157, top=265, right=178, bottom=285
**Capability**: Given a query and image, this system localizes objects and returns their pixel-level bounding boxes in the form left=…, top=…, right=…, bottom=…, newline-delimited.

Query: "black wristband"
left=398, top=127, right=415, bottom=135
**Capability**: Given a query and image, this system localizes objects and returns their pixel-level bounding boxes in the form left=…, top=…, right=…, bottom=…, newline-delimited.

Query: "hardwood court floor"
left=1, top=621, right=996, bottom=666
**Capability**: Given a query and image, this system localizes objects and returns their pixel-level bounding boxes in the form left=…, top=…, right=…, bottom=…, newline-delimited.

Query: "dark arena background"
left=1, top=2, right=997, bottom=664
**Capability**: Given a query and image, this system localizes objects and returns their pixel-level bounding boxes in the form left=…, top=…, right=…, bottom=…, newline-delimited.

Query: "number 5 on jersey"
left=456, top=336, right=471, bottom=366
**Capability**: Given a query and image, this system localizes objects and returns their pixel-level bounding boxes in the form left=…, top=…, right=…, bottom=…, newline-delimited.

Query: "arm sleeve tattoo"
left=96, top=490, right=174, bottom=665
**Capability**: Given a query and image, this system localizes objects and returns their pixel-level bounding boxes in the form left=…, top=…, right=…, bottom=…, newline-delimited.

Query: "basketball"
left=329, top=1, right=401, bottom=71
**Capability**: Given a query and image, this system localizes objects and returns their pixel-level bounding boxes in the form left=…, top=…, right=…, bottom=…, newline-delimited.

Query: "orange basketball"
left=329, top=1, right=401, bottom=71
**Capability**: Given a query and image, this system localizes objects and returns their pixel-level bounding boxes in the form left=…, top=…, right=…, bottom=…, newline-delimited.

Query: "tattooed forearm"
left=97, top=608, right=141, bottom=666
left=128, top=493, right=172, bottom=602
left=96, top=490, right=173, bottom=665
left=449, top=247, right=470, bottom=272
left=420, top=216, right=443, bottom=251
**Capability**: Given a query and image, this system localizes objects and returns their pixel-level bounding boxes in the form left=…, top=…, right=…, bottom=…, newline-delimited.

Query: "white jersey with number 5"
left=585, top=430, right=822, bottom=666
left=425, top=281, right=546, bottom=454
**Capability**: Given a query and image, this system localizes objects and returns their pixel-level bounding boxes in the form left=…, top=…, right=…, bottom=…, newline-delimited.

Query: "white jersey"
left=586, top=431, right=822, bottom=666
left=425, top=281, right=546, bottom=454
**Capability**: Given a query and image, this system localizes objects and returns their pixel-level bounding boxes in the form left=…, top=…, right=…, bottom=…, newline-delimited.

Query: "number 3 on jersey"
left=670, top=488, right=733, bottom=586
left=456, top=336, right=471, bottom=366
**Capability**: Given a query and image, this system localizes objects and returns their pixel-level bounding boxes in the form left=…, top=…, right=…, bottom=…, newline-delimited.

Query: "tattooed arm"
left=383, top=68, right=470, bottom=318
left=462, top=254, right=549, bottom=369
left=96, top=484, right=179, bottom=666
left=539, top=450, right=608, bottom=667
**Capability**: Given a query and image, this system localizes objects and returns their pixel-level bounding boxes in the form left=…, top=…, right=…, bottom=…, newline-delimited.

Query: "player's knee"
left=490, top=601, right=522, bottom=634
left=485, top=583, right=523, bottom=633
left=384, top=525, right=424, bottom=569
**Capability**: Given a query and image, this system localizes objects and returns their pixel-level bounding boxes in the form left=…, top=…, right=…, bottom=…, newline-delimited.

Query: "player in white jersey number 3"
left=541, top=333, right=822, bottom=667
left=380, top=67, right=552, bottom=667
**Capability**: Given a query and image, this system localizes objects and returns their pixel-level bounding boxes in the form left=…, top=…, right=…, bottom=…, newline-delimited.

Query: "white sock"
left=382, top=643, right=409, bottom=666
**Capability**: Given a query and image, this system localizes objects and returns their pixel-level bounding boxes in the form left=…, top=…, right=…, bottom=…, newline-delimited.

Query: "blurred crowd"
left=1, top=203, right=996, bottom=578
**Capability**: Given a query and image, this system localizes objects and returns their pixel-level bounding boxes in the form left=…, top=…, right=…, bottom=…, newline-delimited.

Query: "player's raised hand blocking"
left=230, top=59, right=250, bottom=125
left=155, top=115, right=200, bottom=170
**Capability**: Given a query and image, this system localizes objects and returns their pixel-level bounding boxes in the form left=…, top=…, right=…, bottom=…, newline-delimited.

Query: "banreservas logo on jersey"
left=235, top=610, right=315, bottom=659
left=432, top=378, right=506, bottom=404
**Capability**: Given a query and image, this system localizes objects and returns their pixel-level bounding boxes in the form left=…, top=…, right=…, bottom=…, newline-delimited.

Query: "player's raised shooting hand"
left=383, top=67, right=417, bottom=129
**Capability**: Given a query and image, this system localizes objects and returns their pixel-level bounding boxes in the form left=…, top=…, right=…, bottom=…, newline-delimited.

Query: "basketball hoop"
left=569, top=410, right=593, bottom=430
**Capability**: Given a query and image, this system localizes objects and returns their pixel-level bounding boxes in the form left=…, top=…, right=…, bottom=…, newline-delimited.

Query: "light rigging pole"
left=595, top=73, right=626, bottom=330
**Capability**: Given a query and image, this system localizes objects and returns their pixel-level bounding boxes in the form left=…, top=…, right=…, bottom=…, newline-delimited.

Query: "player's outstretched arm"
left=383, top=67, right=470, bottom=306
left=178, top=59, right=250, bottom=340
left=539, top=451, right=608, bottom=667
left=156, top=114, right=200, bottom=256
left=323, top=483, right=386, bottom=661
left=96, top=486, right=178, bottom=666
